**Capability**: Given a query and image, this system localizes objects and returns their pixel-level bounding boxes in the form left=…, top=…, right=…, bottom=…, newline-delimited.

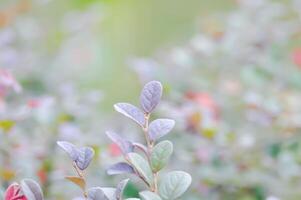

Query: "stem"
left=72, top=162, right=83, bottom=177
left=73, top=162, right=87, bottom=199
left=153, top=172, right=158, bottom=193
left=143, top=114, right=151, bottom=147
left=143, top=113, right=158, bottom=193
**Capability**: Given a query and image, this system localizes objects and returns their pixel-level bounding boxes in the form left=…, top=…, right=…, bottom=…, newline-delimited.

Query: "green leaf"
left=122, top=181, right=139, bottom=198
left=128, top=153, right=153, bottom=185
left=159, top=171, right=191, bottom=200
left=150, top=141, right=173, bottom=172
left=139, top=191, right=162, bottom=200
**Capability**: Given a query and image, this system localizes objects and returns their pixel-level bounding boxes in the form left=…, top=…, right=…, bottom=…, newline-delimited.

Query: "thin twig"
left=72, top=162, right=87, bottom=199
left=142, top=113, right=159, bottom=193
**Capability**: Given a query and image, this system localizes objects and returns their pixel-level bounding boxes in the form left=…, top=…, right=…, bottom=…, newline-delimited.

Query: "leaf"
left=65, top=176, right=86, bottom=191
left=106, top=131, right=134, bottom=154
left=139, top=191, right=162, bottom=200
left=148, top=119, right=175, bottom=141
left=87, top=187, right=108, bottom=200
left=0, top=120, right=15, bottom=133
left=127, top=153, right=153, bottom=186
left=115, top=179, right=129, bottom=200
left=114, top=103, right=145, bottom=126
left=100, top=188, right=116, bottom=200
left=133, top=142, right=148, bottom=155
left=107, top=162, right=134, bottom=175
left=150, top=141, right=173, bottom=172
left=57, top=141, right=78, bottom=161
left=125, top=199, right=140, bottom=200
left=75, top=147, right=95, bottom=170
left=4, top=183, right=27, bottom=200
left=140, top=81, right=162, bottom=113
left=20, top=179, right=44, bottom=200
left=159, top=171, right=191, bottom=200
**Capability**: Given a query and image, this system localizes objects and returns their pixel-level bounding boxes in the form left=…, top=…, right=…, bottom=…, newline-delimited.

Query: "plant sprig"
left=57, top=81, right=192, bottom=200
left=107, top=81, right=192, bottom=200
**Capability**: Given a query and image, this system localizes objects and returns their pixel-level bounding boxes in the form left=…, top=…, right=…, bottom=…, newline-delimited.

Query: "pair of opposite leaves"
left=113, top=81, right=175, bottom=143
left=57, top=141, right=94, bottom=170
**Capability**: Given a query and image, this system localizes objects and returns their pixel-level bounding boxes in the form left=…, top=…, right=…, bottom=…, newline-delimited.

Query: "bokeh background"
left=1, top=0, right=301, bottom=199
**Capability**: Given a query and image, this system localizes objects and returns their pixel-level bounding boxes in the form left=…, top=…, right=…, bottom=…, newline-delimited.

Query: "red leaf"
left=4, top=183, right=27, bottom=200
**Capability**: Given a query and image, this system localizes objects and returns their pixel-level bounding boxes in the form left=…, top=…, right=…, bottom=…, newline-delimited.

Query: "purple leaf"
left=20, top=179, right=44, bottom=200
left=75, top=147, right=95, bottom=170
left=99, top=188, right=116, bottom=200
left=140, top=81, right=162, bottom=113
left=114, top=103, right=145, bottom=126
left=106, top=131, right=134, bottom=154
left=106, top=162, right=134, bottom=175
left=115, top=179, right=129, bottom=200
left=57, top=141, right=78, bottom=161
left=148, top=119, right=175, bottom=141
left=87, top=187, right=108, bottom=200
left=133, top=142, right=148, bottom=155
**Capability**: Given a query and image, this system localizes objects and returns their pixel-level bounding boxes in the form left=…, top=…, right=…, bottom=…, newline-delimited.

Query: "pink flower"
left=4, top=183, right=27, bottom=200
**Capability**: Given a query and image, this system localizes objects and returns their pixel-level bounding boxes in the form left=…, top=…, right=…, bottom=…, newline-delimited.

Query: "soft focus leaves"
left=148, top=119, right=175, bottom=141
left=159, top=171, right=191, bottom=200
left=127, top=153, right=153, bottom=186
left=114, top=103, right=145, bottom=126
left=150, top=140, right=173, bottom=172
left=140, top=81, right=162, bottom=113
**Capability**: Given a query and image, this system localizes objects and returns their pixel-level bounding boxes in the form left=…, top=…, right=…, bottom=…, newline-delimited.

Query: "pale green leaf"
left=128, top=153, right=153, bottom=185
left=159, top=171, right=191, bottom=200
left=150, top=140, right=173, bottom=172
